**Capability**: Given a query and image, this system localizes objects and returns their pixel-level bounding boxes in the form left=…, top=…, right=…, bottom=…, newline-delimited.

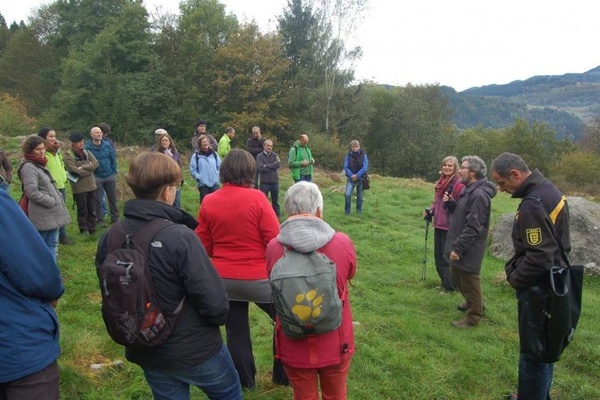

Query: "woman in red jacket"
left=266, top=181, right=357, bottom=400
left=195, top=149, right=288, bottom=389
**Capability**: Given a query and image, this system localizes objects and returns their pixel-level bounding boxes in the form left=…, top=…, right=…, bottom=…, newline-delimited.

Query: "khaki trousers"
left=450, top=265, right=484, bottom=325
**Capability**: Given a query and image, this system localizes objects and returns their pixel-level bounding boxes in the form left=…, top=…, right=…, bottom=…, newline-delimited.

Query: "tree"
left=211, top=23, right=290, bottom=137
left=314, top=0, right=366, bottom=132
left=49, top=1, right=169, bottom=143
left=153, top=0, right=239, bottom=140
left=0, top=27, right=58, bottom=116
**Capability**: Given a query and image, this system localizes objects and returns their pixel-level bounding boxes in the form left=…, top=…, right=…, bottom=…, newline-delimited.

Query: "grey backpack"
left=269, top=247, right=343, bottom=339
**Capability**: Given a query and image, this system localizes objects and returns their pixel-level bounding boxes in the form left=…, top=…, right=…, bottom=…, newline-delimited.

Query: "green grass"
left=6, top=154, right=599, bottom=399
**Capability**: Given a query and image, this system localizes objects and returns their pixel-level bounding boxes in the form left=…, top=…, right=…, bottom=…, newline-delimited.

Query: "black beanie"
left=69, top=132, right=86, bottom=142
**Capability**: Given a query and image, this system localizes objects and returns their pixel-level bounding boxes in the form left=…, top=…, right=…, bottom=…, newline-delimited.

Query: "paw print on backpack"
left=291, top=289, right=323, bottom=322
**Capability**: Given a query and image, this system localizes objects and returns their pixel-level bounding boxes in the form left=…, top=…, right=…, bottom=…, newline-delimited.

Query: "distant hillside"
left=445, top=66, right=600, bottom=140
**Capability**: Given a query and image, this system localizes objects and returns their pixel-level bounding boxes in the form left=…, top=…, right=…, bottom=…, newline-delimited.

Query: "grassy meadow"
left=4, top=144, right=600, bottom=399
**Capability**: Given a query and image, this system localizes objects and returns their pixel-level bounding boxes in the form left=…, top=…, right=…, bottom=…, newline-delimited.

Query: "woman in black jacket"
left=95, top=152, right=242, bottom=400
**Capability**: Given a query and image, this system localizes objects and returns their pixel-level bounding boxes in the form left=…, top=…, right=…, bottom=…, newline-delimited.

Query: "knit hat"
left=195, top=119, right=207, bottom=128
left=69, top=132, right=86, bottom=142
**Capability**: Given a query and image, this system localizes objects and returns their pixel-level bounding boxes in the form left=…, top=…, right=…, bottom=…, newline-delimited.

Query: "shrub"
left=0, top=94, right=36, bottom=136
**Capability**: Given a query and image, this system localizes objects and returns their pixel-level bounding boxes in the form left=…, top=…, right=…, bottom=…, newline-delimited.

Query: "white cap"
left=155, top=128, right=168, bottom=135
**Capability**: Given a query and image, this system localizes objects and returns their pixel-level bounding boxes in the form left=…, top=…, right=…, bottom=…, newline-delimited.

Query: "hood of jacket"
left=123, top=199, right=199, bottom=230
left=466, top=177, right=497, bottom=199
left=277, top=215, right=335, bottom=253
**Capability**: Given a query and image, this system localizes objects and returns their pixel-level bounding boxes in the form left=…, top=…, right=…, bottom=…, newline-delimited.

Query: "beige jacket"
left=63, top=148, right=99, bottom=195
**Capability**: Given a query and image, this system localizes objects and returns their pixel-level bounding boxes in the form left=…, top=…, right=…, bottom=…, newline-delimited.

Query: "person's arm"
left=258, top=197, right=280, bottom=247
left=265, top=153, right=281, bottom=170
left=357, top=153, right=368, bottom=178
left=109, top=144, right=118, bottom=175
left=288, top=146, right=301, bottom=168
left=506, top=201, right=558, bottom=291
left=1, top=151, right=12, bottom=182
left=189, top=153, right=201, bottom=182
left=0, top=191, right=64, bottom=301
left=21, top=164, right=55, bottom=208
left=195, top=207, right=214, bottom=256
left=343, top=153, right=352, bottom=177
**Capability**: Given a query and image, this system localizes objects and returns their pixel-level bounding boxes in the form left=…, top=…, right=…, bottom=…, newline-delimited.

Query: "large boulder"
left=490, top=196, right=600, bottom=276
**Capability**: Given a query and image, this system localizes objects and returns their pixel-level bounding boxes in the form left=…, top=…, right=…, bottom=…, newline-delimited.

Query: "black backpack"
left=97, top=218, right=185, bottom=347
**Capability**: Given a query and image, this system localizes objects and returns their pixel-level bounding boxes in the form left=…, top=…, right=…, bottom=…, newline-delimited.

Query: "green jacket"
left=218, top=134, right=231, bottom=159
left=288, top=141, right=313, bottom=180
left=45, top=150, right=67, bottom=190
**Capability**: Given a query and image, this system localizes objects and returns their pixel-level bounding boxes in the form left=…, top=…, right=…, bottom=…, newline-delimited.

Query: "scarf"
left=24, top=152, right=48, bottom=167
left=72, top=147, right=87, bottom=161
left=435, top=174, right=454, bottom=195
left=46, top=140, right=61, bottom=155
left=163, top=148, right=173, bottom=158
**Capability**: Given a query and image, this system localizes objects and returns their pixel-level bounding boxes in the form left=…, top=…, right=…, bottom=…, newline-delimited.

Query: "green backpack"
left=270, top=247, right=343, bottom=339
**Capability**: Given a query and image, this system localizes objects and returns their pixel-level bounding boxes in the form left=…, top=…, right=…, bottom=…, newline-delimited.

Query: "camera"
left=424, top=208, right=433, bottom=222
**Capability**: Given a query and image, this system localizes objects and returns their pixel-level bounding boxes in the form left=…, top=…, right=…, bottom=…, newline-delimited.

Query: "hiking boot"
left=59, top=236, right=74, bottom=245
left=451, top=319, right=477, bottom=329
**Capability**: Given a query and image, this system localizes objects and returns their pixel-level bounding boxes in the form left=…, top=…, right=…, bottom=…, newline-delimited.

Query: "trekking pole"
left=422, top=209, right=432, bottom=281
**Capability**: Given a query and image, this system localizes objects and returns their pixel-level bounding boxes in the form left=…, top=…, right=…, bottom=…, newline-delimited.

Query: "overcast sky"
left=3, top=0, right=599, bottom=91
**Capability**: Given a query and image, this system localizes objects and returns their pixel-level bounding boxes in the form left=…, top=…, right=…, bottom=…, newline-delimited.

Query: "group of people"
left=1, top=114, right=569, bottom=400
left=91, top=149, right=358, bottom=400
left=6, top=125, right=119, bottom=259
left=427, top=153, right=571, bottom=399
left=189, top=119, right=371, bottom=216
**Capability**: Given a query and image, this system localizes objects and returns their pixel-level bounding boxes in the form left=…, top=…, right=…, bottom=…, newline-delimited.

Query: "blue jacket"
left=0, top=189, right=64, bottom=383
left=85, top=139, right=117, bottom=179
left=190, top=150, right=221, bottom=188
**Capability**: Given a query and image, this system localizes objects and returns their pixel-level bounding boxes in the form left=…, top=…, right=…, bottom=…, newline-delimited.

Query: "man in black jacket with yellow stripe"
left=491, top=152, right=570, bottom=400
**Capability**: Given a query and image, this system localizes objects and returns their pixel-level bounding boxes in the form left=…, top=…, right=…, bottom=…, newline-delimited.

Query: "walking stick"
left=422, top=210, right=432, bottom=281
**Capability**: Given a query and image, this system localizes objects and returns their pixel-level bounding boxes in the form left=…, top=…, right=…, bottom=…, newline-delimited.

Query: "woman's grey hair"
left=462, top=155, right=487, bottom=179
left=284, top=181, right=324, bottom=216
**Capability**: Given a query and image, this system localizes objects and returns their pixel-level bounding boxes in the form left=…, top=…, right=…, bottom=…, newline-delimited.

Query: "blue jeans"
left=173, top=188, right=181, bottom=209
left=259, top=183, right=280, bottom=217
left=344, top=179, right=364, bottom=214
left=38, top=229, right=59, bottom=260
left=142, top=344, right=242, bottom=400
left=294, top=174, right=312, bottom=183
left=518, top=352, right=554, bottom=399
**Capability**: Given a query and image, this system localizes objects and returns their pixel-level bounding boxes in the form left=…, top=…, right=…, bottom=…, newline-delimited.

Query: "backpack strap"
left=107, top=218, right=186, bottom=312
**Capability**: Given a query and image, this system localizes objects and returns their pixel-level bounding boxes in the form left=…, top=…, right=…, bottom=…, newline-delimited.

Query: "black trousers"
left=434, top=228, right=454, bottom=291
left=73, top=190, right=97, bottom=232
left=226, top=301, right=288, bottom=389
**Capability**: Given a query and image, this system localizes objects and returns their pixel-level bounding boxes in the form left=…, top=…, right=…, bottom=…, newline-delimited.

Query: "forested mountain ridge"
left=443, top=65, right=600, bottom=140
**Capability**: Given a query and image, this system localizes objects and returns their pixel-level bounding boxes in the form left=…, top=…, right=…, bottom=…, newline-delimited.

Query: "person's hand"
left=351, top=174, right=358, bottom=181
left=443, top=192, right=451, bottom=202
left=449, top=251, right=460, bottom=261
left=310, top=158, right=315, bottom=164
left=301, top=160, right=308, bottom=166
left=50, top=299, right=58, bottom=308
